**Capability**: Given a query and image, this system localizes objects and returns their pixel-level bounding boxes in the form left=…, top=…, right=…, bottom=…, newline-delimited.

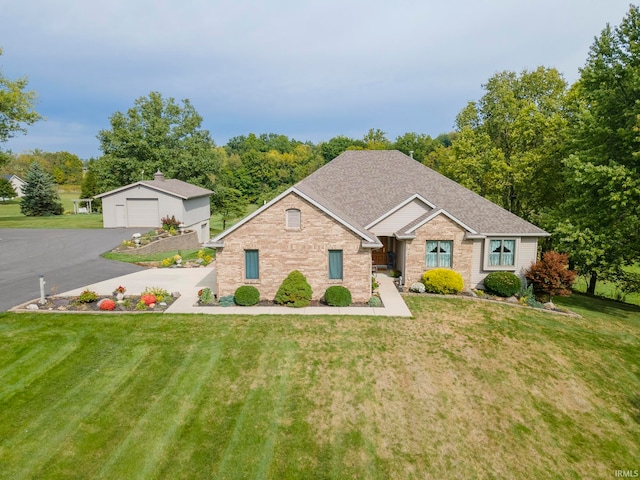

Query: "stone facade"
left=215, top=192, right=372, bottom=302
left=403, top=214, right=474, bottom=289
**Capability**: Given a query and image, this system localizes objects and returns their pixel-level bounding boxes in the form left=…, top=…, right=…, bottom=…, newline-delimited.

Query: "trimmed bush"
left=275, top=270, right=313, bottom=308
left=218, top=295, right=235, bottom=307
left=483, top=271, right=522, bottom=297
left=324, top=286, right=352, bottom=307
left=368, top=295, right=382, bottom=307
left=99, top=298, right=116, bottom=311
left=234, top=285, right=260, bottom=306
left=421, top=268, right=464, bottom=295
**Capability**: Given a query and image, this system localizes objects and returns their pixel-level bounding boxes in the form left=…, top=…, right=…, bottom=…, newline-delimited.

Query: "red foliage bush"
left=525, top=251, right=577, bottom=298
left=99, top=299, right=116, bottom=311
left=141, top=294, right=157, bottom=306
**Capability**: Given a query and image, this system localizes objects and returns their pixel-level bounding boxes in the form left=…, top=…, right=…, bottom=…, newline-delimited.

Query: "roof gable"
left=295, top=150, right=548, bottom=236
left=210, top=188, right=379, bottom=247
left=95, top=178, right=212, bottom=200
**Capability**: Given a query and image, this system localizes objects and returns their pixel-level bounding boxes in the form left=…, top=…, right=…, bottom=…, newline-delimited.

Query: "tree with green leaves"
left=0, top=177, right=16, bottom=203
left=0, top=48, right=42, bottom=168
left=553, top=5, right=640, bottom=294
left=95, top=92, right=220, bottom=191
left=212, top=185, right=247, bottom=230
left=319, top=135, right=365, bottom=162
left=393, top=132, right=441, bottom=163
left=20, top=162, right=64, bottom=216
left=441, top=67, right=569, bottom=222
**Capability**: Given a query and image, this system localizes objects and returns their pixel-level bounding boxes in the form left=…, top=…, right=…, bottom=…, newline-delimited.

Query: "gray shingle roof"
left=95, top=178, right=212, bottom=200
left=295, top=150, right=547, bottom=236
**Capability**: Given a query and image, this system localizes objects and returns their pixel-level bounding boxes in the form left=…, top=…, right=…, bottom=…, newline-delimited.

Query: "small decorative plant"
left=422, top=268, right=464, bottom=294
left=324, top=286, right=352, bottom=306
left=135, top=300, right=148, bottom=310
left=368, top=296, right=382, bottom=307
left=142, top=286, right=169, bottom=302
left=197, top=249, right=214, bottom=266
left=198, top=287, right=215, bottom=305
left=371, top=276, right=380, bottom=292
left=141, top=293, right=157, bottom=306
left=77, top=289, right=98, bottom=303
left=113, top=285, right=126, bottom=295
left=99, top=299, right=116, bottom=311
left=275, top=270, right=313, bottom=308
left=161, top=215, right=181, bottom=231
left=234, top=286, right=260, bottom=306
left=483, top=272, right=521, bottom=297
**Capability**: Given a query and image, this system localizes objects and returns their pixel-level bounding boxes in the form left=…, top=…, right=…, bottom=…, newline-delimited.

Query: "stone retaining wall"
left=117, top=230, right=200, bottom=255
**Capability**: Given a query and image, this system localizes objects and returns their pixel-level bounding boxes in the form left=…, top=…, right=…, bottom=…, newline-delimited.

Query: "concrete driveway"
left=0, top=228, right=146, bottom=312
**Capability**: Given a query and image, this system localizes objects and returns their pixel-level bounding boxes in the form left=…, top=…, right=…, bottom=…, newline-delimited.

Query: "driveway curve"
left=0, top=228, right=147, bottom=311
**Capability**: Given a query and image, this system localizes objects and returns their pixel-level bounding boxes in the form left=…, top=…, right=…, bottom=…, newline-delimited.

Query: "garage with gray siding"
left=95, top=171, right=213, bottom=243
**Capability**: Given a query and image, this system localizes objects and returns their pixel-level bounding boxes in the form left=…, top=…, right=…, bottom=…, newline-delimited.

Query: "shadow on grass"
left=557, top=293, right=640, bottom=318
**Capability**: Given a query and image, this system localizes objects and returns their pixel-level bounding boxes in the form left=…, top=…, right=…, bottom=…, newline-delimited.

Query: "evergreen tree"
left=20, top=162, right=64, bottom=216
left=0, top=177, right=16, bottom=203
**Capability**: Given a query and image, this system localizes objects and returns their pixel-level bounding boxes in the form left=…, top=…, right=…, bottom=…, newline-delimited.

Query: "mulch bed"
left=20, top=295, right=177, bottom=312
left=196, top=299, right=382, bottom=308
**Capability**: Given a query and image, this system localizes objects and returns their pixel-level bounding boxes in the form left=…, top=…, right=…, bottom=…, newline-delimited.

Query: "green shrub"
left=234, top=286, right=260, bottom=306
left=324, top=286, right=352, bottom=306
left=77, top=289, right=98, bottom=303
left=421, top=268, right=464, bottom=294
left=368, top=295, right=382, bottom=307
left=218, top=295, right=235, bottom=307
left=275, top=270, right=313, bottom=308
left=198, top=288, right=215, bottom=305
left=483, top=271, right=522, bottom=297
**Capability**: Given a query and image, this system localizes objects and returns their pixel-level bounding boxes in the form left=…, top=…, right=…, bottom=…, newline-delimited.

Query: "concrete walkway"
left=39, top=268, right=412, bottom=317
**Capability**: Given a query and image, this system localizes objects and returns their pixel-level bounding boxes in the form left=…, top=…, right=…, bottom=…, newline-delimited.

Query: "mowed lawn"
left=0, top=295, right=638, bottom=479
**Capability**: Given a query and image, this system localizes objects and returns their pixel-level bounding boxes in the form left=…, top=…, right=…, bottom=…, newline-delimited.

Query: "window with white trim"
left=426, top=240, right=452, bottom=268
left=286, top=209, right=301, bottom=229
left=488, top=239, right=515, bottom=266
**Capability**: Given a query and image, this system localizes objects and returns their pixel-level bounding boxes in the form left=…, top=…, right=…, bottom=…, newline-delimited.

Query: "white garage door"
left=126, top=199, right=159, bottom=227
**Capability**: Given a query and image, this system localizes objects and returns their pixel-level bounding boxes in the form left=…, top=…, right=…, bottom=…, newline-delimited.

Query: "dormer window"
left=286, top=209, right=301, bottom=229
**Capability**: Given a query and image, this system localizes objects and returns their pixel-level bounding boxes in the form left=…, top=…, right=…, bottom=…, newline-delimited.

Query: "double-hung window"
left=426, top=240, right=452, bottom=268
left=245, top=249, right=259, bottom=280
left=488, top=239, right=515, bottom=266
left=328, top=250, right=343, bottom=280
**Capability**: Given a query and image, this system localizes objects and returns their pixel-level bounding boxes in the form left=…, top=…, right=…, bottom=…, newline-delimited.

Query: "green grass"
left=573, top=264, right=640, bottom=306
left=0, top=187, right=104, bottom=228
left=0, top=295, right=638, bottom=478
left=210, top=203, right=259, bottom=235
left=102, top=248, right=215, bottom=263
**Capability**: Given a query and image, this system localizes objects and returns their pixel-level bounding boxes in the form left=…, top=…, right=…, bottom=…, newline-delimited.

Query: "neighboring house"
left=208, top=150, right=548, bottom=302
left=95, top=171, right=213, bottom=243
left=1, top=174, right=26, bottom=197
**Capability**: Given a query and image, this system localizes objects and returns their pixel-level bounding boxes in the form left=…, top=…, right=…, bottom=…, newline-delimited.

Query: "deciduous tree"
left=0, top=48, right=42, bottom=168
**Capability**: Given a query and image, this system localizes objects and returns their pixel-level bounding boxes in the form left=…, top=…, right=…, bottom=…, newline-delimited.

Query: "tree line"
left=1, top=5, right=639, bottom=296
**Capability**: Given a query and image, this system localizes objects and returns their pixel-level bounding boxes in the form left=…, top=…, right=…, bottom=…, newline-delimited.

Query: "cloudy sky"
left=1, top=0, right=634, bottom=159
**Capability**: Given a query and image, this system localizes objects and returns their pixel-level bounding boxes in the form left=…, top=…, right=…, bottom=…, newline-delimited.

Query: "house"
left=208, top=150, right=548, bottom=302
left=95, top=171, right=213, bottom=243
left=1, top=174, right=26, bottom=198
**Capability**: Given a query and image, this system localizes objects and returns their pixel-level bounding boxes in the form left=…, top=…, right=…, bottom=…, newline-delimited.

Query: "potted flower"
left=113, top=285, right=126, bottom=301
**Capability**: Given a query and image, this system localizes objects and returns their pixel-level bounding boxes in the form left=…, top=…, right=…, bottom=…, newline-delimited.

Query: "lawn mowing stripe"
left=96, top=342, right=221, bottom=480
left=0, top=339, right=79, bottom=403
left=214, top=340, right=296, bottom=480
left=4, top=345, right=150, bottom=480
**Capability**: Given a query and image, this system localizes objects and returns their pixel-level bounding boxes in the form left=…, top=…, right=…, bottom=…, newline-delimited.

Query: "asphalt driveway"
left=0, top=228, right=146, bottom=311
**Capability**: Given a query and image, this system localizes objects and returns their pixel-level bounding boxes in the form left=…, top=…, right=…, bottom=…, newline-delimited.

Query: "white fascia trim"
left=93, top=182, right=190, bottom=200
left=406, top=209, right=478, bottom=235
left=362, top=240, right=384, bottom=248
left=364, top=193, right=436, bottom=230
left=211, top=187, right=376, bottom=244
left=292, top=188, right=377, bottom=243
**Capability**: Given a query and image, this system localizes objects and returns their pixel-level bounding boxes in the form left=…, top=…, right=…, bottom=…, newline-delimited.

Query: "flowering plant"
left=99, top=299, right=116, bottom=311
left=113, top=285, right=126, bottom=294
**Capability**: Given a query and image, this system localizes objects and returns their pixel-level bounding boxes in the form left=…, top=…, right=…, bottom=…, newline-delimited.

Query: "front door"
left=372, top=236, right=389, bottom=266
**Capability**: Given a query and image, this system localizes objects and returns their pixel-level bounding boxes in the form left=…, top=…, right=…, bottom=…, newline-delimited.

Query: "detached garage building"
left=95, top=171, right=213, bottom=243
